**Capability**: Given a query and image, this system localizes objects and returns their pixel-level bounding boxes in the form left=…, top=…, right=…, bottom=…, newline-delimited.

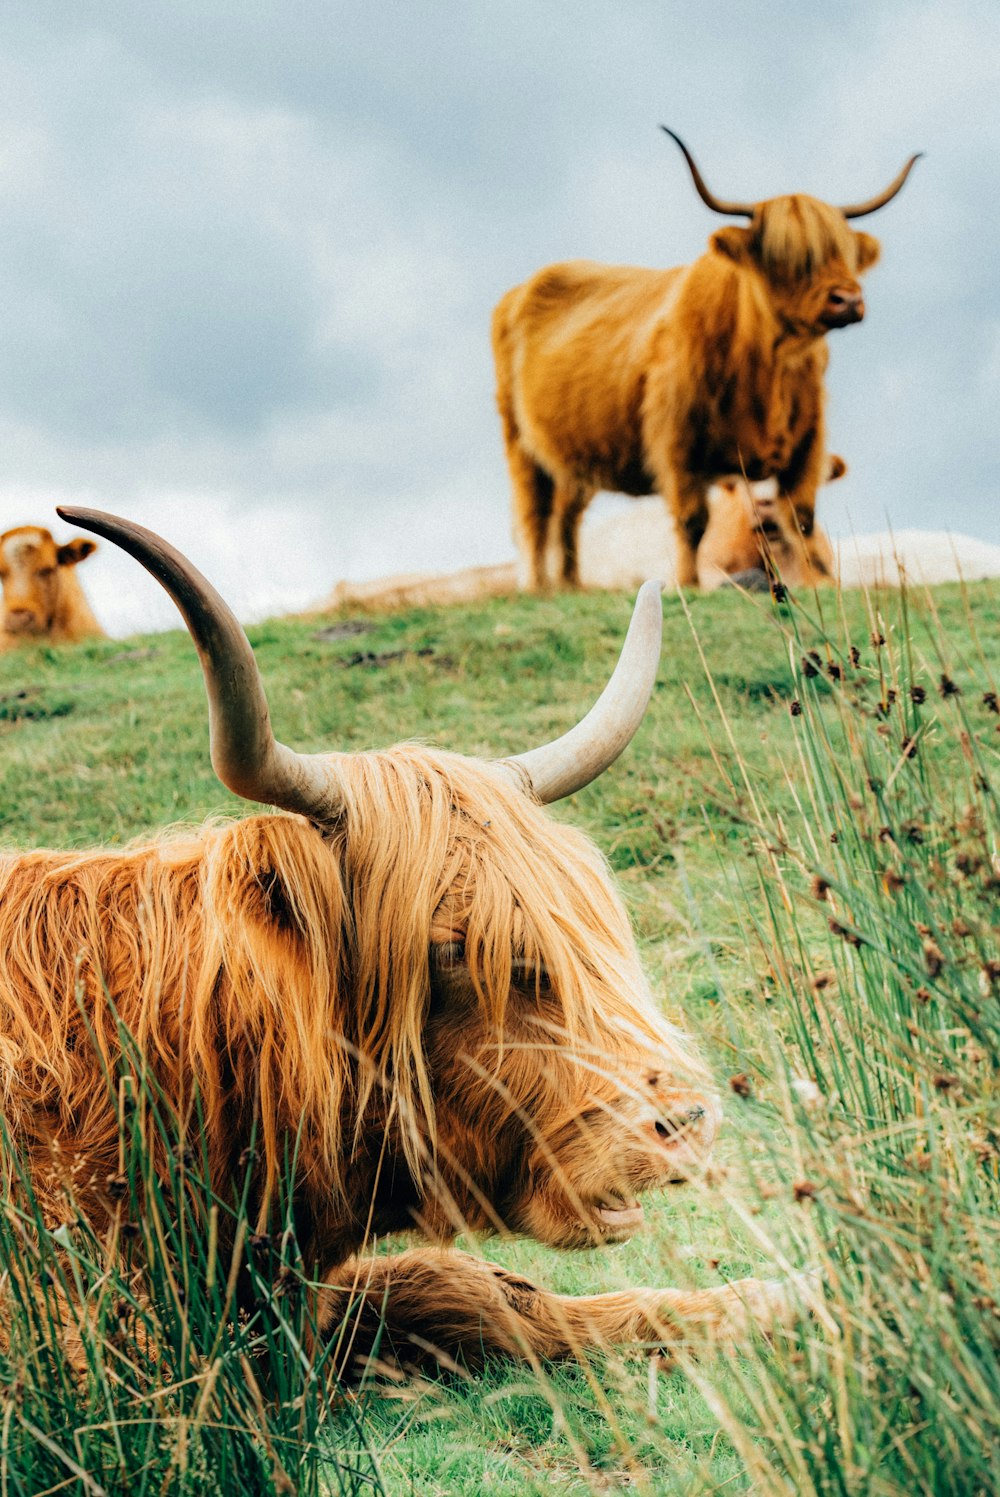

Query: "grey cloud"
left=0, top=56, right=379, bottom=441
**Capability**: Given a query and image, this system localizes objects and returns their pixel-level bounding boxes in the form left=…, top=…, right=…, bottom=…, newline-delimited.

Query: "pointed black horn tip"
left=55, top=505, right=134, bottom=546
left=56, top=504, right=109, bottom=533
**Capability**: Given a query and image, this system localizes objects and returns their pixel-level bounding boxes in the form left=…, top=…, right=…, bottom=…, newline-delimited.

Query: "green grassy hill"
left=0, top=580, right=998, bottom=1495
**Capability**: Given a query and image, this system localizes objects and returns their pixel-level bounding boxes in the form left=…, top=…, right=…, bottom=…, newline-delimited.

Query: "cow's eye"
left=36, top=566, right=55, bottom=579
left=429, top=940, right=466, bottom=971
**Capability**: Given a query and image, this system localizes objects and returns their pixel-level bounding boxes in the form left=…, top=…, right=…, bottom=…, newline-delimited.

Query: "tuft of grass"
left=0, top=1023, right=387, bottom=1497
left=676, top=577, right=1000, bottom=1496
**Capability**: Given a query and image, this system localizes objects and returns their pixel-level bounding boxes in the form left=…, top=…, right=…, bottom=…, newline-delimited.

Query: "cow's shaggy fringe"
left=0, top=742, right=700, bottom=1224
left=754, top=196, right=859, bottom=282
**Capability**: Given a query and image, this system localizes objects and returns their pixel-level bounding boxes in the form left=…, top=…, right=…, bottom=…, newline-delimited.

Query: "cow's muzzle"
left=822, top=287, right=865, bottom=328
left=3, top=609, right=42, bottom=635
left=650, top=1093, right=722, bottom=1181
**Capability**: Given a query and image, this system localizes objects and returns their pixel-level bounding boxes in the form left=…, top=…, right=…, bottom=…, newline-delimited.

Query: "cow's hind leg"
left=494, top=373, right=556, bottom=592
left=554, top=480, right=596, bottom=589
left=316, top=1248, right=813, bottom=1376
left=506, top=445, right=556, bottom=593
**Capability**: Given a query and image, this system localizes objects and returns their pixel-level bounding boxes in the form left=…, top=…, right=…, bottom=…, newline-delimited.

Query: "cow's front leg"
left=659, top=472, right=710, bottom=588
left=779, top=485, right=835, bottom=587
left=778, top=426, right=830, bottom=577
left=315, top=1248, right=815, bottom=1375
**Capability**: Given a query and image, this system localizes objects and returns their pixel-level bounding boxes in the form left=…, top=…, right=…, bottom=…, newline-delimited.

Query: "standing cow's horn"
left=55, top=507, right=347, bottom=822
left=837, top=153, right=923, bottom=219
left=660, top=128, right=755, bottom=218
left=499, top=580, right=663, bottom=804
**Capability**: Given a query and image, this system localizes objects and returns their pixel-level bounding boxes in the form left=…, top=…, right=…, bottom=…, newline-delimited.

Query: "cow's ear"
left=826, top=454, right=847, bottom=483
left=710, top=226, right=751, bottom=262
left=853, top=231, right=881, bottom=272
left=56, top=538, right=98, bottom=567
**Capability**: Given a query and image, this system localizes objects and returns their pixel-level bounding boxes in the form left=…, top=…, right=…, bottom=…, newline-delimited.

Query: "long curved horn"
left=838, top=153, right=923, bottom=219
left=56, top=507, right=346, bottom=821
left=499, top=581, right=663, bottom=804
left=660, top=127, right=754, bottom=218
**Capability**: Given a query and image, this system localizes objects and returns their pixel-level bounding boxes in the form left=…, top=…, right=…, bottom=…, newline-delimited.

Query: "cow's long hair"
left=0, top=744, right=699, bottom=1220
left=754, top=196, right=868, bottom=283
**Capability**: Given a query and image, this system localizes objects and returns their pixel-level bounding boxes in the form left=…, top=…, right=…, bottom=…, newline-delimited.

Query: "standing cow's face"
left=0, top=526, right=97, bottom=637
left=711, top=194, right=881, bottom=337
left=419, top=818, right=721, bottom=1250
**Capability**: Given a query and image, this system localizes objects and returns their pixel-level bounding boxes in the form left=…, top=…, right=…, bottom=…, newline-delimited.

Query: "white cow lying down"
left=578, top=502, right=1000, bottom=592
left=319, top=504, right=1000, bottom=612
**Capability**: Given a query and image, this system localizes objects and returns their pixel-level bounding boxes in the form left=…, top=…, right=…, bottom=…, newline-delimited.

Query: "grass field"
left=0, top=577, right=998, bottom=1495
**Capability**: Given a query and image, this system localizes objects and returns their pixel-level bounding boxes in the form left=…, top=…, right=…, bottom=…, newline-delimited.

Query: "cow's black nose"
left=654, top=1105, right=705, bottom=1140
left=824, top=288, right=865, bottom=326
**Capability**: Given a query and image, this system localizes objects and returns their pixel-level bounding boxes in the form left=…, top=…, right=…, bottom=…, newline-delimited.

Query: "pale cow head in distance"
left=0, top=526, right=104, bottom=646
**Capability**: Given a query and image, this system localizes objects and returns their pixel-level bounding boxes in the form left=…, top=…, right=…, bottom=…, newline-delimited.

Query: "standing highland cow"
left=0, top=506, right=808, bottom=1373
left=493, top=131, right=918, bottom=591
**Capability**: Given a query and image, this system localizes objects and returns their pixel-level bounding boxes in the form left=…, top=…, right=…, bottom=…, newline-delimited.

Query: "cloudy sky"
left=1, top=1, right=997, bottom=633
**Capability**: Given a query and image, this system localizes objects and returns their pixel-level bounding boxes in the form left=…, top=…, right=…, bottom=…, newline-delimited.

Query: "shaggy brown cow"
left=493, top=132, right=919, bottom=591
left=0, top=525, right=104, bottom=648
left=698, top=454, right=846, bottom=592
left=0, top=505, right=809, bottom=1374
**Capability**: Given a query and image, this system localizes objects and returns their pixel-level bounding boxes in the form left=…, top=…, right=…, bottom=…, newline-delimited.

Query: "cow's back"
left=492, top=261, right=685, bottom=490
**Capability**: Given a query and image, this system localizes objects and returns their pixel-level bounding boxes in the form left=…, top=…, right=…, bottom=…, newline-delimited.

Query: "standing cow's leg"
left=661, top=473, right=710, bottom=589
left=509, top=456, right=556, bottom=592
left=778, top=426, right=830, bottom=583
left=500, top=421, right=556, bottom=592
left=316, top=1248, right=814, bottom=1375
left=495, top=357, right=557, bottom=591
left=554, top=480, right=596, bottom=589
left=779, top=489, right=832, bottom=586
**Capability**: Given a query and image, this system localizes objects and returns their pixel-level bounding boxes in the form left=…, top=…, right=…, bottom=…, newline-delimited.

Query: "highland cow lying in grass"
left=0, top=506, right=807, bottom=1373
